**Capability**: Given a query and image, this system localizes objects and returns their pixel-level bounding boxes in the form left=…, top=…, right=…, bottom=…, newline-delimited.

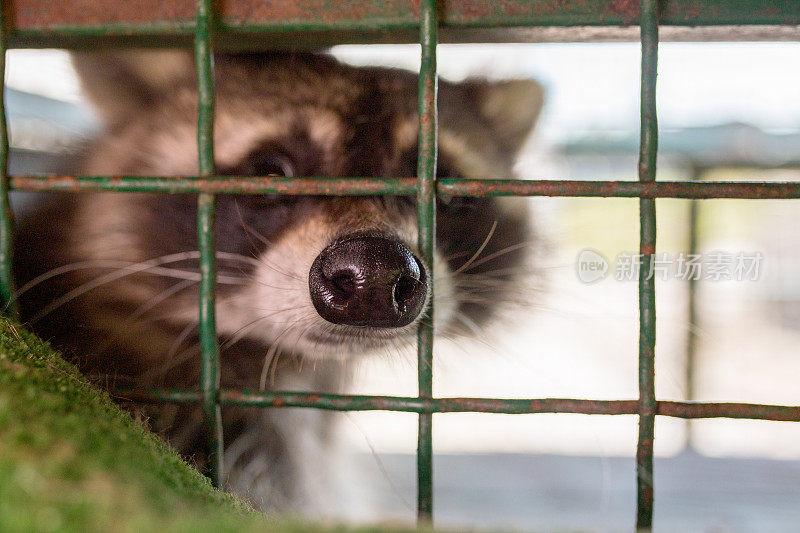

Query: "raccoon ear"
left=71, top=50, right=194, bottom=125
left=467, top=79, right=545, bottom=154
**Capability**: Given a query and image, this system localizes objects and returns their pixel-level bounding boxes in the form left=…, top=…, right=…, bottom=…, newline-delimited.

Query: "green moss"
left=0, top=318, right=418, bottom=533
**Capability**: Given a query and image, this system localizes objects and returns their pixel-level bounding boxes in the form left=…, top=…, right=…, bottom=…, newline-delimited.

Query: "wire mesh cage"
left=3, top=1, right=800, bottom=530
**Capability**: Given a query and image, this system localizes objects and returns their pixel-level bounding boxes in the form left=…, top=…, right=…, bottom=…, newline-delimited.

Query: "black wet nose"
left=309, top=233, right=428, bottom=328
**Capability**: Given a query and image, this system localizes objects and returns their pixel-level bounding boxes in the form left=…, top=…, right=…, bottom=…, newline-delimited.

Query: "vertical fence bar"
left=416, top=0, right=438, bottom=522
left=195, top=0, right=223, bottom=487
left=684, top=164, right=702, bottom=451
left=0, top=5, right=15, bottom=316
left=637, top=0, right=659, bottom=530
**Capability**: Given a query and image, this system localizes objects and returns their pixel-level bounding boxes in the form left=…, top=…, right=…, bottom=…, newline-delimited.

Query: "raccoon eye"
left=238, top=152, right=296, bottom=177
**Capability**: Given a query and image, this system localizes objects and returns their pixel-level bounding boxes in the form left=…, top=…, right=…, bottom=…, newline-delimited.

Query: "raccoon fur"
left=13, top=51, right=543, bottom=519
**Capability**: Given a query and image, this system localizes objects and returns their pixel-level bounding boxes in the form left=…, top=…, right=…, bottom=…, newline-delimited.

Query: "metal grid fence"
left=2, top=1, right=800, bottom=530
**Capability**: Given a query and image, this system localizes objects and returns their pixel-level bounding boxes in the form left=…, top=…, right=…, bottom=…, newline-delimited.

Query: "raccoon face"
left=65, top=51, right=543, bottom=363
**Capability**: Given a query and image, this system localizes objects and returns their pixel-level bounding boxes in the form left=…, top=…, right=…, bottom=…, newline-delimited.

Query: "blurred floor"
left=366, top=451, right=800, bottom=533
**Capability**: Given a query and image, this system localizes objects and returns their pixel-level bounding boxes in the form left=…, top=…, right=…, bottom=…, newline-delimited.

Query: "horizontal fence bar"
left=439, top=179, right=800, bottom=199
left=113, top=389, right=800, bottom=421
left=10, top=176, right=418, bottom=195
left=11, top=26, right=800, bottom=50
left=11, top=176, right=800, bottom=199
left=10, top=0, right=800, bottom=38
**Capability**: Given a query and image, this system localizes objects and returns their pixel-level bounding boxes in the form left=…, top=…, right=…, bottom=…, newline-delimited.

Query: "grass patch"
left=0, top=318, right=416, bottom=533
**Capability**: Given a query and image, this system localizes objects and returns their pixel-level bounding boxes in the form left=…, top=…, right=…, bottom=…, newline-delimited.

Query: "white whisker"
left=453, top=220, right=498, bottom=275
left=95, top=278, right=197, bottom=356
left=459, top=240, right=537, bottom=273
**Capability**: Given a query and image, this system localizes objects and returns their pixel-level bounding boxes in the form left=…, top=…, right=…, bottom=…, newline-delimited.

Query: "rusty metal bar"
left=113, top=388, right=800, bottom=421
left=636, top=0, right=659, bottom=529
left=416, top=0, right=438, bottom=522
left=0, top=7, right=15, bottom=316
left=438, top=179, right=800, bottom=199
left=8, top=0, right=800, bottom=46
left=194, top=0, right=223, bottom=488
left=8, top=176, right=419, bottom=195
left=12, top=176, right=800, bottom=199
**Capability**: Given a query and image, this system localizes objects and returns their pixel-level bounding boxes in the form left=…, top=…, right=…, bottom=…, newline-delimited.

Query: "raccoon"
left=13, top=51, right=542, bottom=518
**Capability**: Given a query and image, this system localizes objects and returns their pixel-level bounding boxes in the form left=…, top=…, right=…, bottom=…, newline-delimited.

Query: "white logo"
left=577, top=249, right=609, bottom=284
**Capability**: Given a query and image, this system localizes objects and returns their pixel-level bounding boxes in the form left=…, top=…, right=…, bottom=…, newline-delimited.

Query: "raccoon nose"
left=308, top=233, right=428, bottom=328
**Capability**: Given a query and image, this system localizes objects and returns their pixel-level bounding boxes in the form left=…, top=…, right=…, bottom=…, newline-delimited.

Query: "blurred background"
left=8, top=43, right=800, bottom=532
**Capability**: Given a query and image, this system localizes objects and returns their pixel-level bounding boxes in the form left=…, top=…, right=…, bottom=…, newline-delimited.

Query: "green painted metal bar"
left=194, top=0, right=223, bottom=488
left=637, top=0, right=659, bottom=529
left=0, top=8, right=15, bottom=316
left=10, top=176, right=419, bottom=195
left=114, top=388, right=800, bottom=421
left=7, top=0, right=800, bottom=51
left=13, top=176, right=800, bottom=199
left=684, top=165, right=704, bottom=451
left=416, top=0, right=438, bottom=522
left=437, top=179, right=800, bottom=199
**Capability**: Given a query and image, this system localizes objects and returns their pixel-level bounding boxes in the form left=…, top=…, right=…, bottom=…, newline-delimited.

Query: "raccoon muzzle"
left=308, top=232, right=428, bottom=328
